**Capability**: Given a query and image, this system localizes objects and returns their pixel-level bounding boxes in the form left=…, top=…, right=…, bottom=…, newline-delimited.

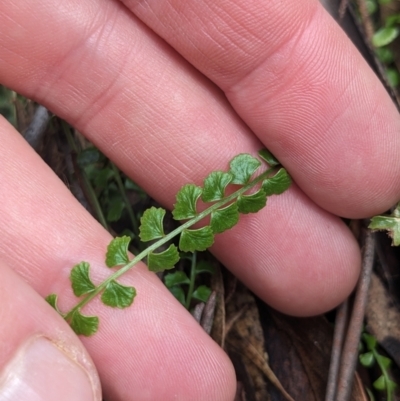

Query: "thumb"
left=0, top=260, right=101, bottom=401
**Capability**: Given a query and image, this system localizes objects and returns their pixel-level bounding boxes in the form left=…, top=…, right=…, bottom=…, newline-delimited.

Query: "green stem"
left=64, top=167, right=275, bottom=319
left=372, top=348, right=394, bottom=401
left=110, top=162, right=139, bottom=236
left=185, top=252, right=197, bottom=310
left=62, top=122, right=109, bottom=230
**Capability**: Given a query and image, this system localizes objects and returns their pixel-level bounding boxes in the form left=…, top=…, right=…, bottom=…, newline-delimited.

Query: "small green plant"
left=366, top=0, right=400, bottom=88
left=372, top=10, right=400, bottom=48
left=369, top=202, right=400, bottom=245
left=164, top=253, right=215, bottom=309
left=62, top=122, right=146, bottom=245
left=77, top=147, right=145, bottom=240
left=359, top=332, right=398, bottom=401
left=46, top=150, right=291, bottom=336
left=0, top=86, right=16, bottom=126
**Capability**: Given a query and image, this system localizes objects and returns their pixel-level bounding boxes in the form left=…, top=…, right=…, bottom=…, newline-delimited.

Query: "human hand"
left=0, top=0, right=399, bottom=400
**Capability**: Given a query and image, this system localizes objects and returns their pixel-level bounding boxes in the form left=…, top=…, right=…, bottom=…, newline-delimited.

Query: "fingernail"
left=0, top=337, right=96, bottom=401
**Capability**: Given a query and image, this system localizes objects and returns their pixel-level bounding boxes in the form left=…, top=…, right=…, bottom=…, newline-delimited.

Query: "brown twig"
left=339, top=0, right=349, bottom=20
left=355, top=0, right=375, bottom=41
left=23, top=105, right=50, bottom=150
left=200, top=291, right=217, bottom=334
left=325, top=299, right=350, bottom=401
left=335, top=228, right=375, bottom=401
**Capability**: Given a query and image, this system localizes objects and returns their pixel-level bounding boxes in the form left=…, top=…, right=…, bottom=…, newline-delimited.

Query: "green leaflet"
left=258, top=149, right=280, bottom=167
left=369, top=216, right=400, bottom=246
left=201, top=171, right=232, bottom=202
left=192, top=285, right=211, bottom=302
left=179, top=227, right=214, bottom=252
left=101, top=280, right=136, bottom=308
left=164, top=271, right=190, bottom=287
left=93, top=167, right=114, bottom=190
left=147, top=244, right=180, bottom=272
left=106, top=236, right=131, bottom=267
left=69, top=310, right=99, bottom=336
left=139, top=207, right=166, bottom=241
left=359, top=352, right=375, bottom=367
left=372, top=26, right=399, bottom=47
left=376, top=354, right=392, bottom=370
left=262, top=168, right=291, bottom=196
left=77, top=147, right=102, bottom=168
left=363, top=333, right=377, bottom=350
left=172, top=184, right=202, bottom=220
left=169, top=285, right=186, bottom=305
left=210, top=202, right=239, bottom=233
left=194, top=260, right=216, bottom=275
left=107, top=197, right=125, bottom=222
left=229, top=154, right=261, bottom=184
left=373, top=375, right=397, bottom=392
left=45, top=294, right=61, bottom=314
left=70, top=262, right=96, bottom=297
left=237, top=189, right=267, bottom=214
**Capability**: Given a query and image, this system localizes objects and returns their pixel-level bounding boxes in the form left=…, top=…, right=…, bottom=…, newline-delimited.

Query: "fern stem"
left=372, top=348, right=394, bottom=401
left=185, top=252, right=197, bottom=310
left=110, top=162, right=139, bottom=235
left=62, top=121, right=109, bottom=230
left=64, top=166, right=275, bottom=318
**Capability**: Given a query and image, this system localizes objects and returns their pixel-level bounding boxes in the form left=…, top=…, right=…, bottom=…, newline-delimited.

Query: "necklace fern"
left=46, top=149, right=291, bottom=336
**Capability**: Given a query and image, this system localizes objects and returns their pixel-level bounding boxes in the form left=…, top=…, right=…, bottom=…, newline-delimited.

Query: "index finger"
left=125, top=0, right=400, bottom=218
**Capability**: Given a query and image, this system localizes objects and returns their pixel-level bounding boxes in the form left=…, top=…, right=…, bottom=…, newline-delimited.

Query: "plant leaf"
left=192, top=285, right=212, bottom=302
left=376, top=354, right=392, bottom=369
left=375, top=47, right=394, bottom=64
left=70, top=310, right=99, bottom=336
left=387, top=68, right=400, bottom=88
left=147, top=244, right=180, bottom=272
left=262, top=168, right=291, bottom=196
left=359, top=352, right=375, bottom=367
left=179, top=226, right=214, bottom=252
left=139, top=207, right=166, bottom=241
left=369, top=216, right=400, bottom=246
left=201, top=171, right=233, bottom=202
left=386, top=378, right=398, bottom=392
left=172, top=184, right=202, bottom=220
left=372, top=26, right=399, bottom=47
left=210, top=202, right=239, bottom=233
left=169, top=285, right=186, bottom=305
left=258, top=149, right=280, bottom=167
left=105, top=236, right=131, bottom=267
left=363, top=333, right=378, bottom=350
left=164, top=271, right=190, bottom=288
left=45, top=294, right=61, bottom=314
left=195, top=260, right=216, bottom=275
left=106, top=197, right=125, bottom=222
left=386, top=13, right=400, bottom=27
left=373, top=375, right=387, bottom=391
left=229, top=154, right=261, bottom=184
left=70, top=262, right=96, bottom=297
left=237, top=189, right=267, bottom=214
left=101, top=280, right=136, bottom=308
left=93, top=167, right=114, bottom=190
left=77, top=147, right=102, bottom=168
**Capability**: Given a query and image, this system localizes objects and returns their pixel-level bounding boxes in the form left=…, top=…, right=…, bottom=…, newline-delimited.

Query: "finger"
left=0, top=118, right=236, bottom=400
left=123, top=0, right=400, bottom=218
left=0, top=260, right=101, bottom=401
left=0, top=0, right=361, bottom=315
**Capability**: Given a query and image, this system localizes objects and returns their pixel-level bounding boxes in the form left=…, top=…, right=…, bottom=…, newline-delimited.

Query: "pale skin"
left=0, top=0, right=399, bottom=400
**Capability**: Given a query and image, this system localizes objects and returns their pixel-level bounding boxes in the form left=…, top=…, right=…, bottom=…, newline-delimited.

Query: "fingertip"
left=212, top=185, right=361, bottom=316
